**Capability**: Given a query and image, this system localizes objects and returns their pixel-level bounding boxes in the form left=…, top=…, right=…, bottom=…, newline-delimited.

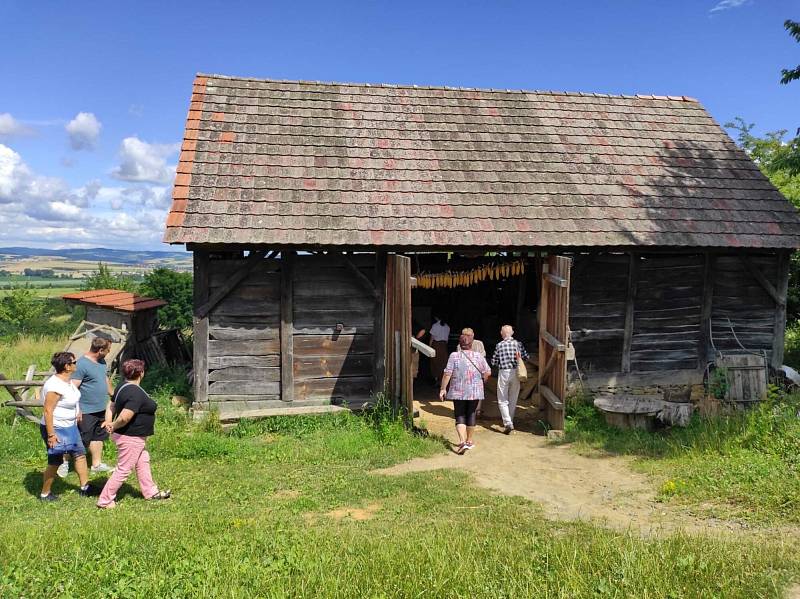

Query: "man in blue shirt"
left=57, top=337, right=115, bottom=477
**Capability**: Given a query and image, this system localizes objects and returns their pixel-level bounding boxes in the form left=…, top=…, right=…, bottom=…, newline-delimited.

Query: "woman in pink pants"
left=97, top=359, right=170, bottom=508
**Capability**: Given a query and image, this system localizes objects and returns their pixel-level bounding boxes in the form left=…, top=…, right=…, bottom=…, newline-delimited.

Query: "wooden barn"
left=163, top=74, right=800, bottom=429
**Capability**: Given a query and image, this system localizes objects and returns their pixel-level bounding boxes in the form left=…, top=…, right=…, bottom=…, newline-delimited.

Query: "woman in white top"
left=39, top=352, right=94, bottom=501
left=429, top=316, right=451, bottom=385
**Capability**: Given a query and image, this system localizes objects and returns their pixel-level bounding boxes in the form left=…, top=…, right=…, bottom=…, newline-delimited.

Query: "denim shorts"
left=40, top=424, right=86, bottom=466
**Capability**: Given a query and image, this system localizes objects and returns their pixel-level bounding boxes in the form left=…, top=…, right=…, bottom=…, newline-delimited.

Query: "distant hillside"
left=0, top=247, right=190, bottom=265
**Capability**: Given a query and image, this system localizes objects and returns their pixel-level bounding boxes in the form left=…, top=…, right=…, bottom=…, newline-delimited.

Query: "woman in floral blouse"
left=439, top=334, right=491, bottom=454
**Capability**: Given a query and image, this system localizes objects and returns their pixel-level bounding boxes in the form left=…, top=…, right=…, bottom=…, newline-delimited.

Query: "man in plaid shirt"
left=491, top=325, right=529, bottom=433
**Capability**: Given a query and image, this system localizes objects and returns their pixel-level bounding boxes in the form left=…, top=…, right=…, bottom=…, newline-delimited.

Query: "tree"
left=777, top=19, right=800, bottom=176
left=0, top=286, right=44, bottom=334
left=780, top=19, right=800, bottom=85
left=139, top=267, right=193, bottom=330
left=81, top=263, right=138, bottom=292
left=726, top=118, right=800, bottom=321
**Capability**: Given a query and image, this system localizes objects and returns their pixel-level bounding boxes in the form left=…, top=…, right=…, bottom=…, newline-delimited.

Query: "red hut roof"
left=62, top=289, right=167, bottom=313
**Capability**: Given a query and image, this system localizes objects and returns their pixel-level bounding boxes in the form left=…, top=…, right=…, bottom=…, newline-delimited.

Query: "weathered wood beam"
left=192, top=249, right=210, bottom=407
left=621, top=252, right=638, bottom=373
left=540, top=385, right=564, bottom=409
left=771, top=250, right=791, bottom=368
left=570, top=328, right=624, bottom=341
left=532, top=349, right=558, bottom=393
left=544, top=273, right=568, bottom=287
left=339, top=254, right=379, bottom=299
left=739, top=255, right=784, bottom=307
left=372, top=251, right=387, bottom=396
left=698, top=252, right=714, bottom=367
left=542, top=330, right=566, bottom=351
left=411, top=337, right=436, bottom=357
left=585, top=369, right=704, bottom=388
left=196, top=250, right=267, bottom=318
left=280, top=251, right=295, bottom=402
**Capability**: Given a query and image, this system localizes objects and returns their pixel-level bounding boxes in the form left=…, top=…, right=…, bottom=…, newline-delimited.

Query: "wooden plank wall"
left=292, top=254, right=376, bottom=408
left=568, top=250, right=785, bottom=378
left=710, top=255, right=776, bottom=360
left=630, top=253, right=704, bottom=372
left=206, top=257, right=282, bottom=416
left=569, top=254, right=628, bottom=372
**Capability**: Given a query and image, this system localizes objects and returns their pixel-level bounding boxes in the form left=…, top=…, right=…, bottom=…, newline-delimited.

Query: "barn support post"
left=771, top=250, right=791, bottom=369
left=192, top=249, right=210, bottom=408
left=372, top=251, right=387, bottom=397
left=698, top=252, right=714, bottom=368
left=280, top=250, right=295, bottom=403
left=621, top=252, right=638, bottom=373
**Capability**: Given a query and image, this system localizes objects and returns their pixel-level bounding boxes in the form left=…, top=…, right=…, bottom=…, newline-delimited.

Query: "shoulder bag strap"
left=458, top=348, right=483, bottom=374
left=111, top=381, right=136, bottom=404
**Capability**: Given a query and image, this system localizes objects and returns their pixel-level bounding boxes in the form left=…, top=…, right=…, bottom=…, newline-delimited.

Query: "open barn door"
left=537, top=255, right=571, bottom=431
left=384, top=254, right=413, bottom=419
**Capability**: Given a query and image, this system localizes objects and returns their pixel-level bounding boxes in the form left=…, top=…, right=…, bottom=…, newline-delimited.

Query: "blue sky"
left=0, top=0, right=797, bottom=250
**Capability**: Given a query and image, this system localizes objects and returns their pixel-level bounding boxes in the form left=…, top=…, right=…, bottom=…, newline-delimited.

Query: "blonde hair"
left=461, top=327, right=474, bottom=336
left=501, top=325, right=514, bottom=339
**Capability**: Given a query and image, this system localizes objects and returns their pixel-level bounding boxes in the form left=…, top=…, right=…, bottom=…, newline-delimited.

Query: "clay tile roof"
left=162, top=73, right=800, bottom=249
left=62, top=289, right=167, bottom=313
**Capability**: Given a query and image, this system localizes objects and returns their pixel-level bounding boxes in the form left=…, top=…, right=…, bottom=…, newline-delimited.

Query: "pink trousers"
left=97, top=433, right=158, bottom=507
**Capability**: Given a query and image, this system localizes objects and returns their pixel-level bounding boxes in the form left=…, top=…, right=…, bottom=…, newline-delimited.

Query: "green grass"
left=563, top=392, right=800, bottom=524
left=2, top=339, right=800, bottom=597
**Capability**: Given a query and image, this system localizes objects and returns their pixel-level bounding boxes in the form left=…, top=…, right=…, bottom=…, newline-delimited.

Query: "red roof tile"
left=162, top=74, right=800, bottom=249
left=62, top=290, right=167, bottom=313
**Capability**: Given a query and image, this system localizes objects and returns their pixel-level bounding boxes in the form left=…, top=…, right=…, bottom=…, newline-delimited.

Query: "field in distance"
left=0, top=247, right=192, bottom=296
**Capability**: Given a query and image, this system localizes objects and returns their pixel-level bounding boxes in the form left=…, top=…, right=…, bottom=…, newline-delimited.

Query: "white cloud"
left=710, top=0, right=749, bottom=13
left=0, top=143, right=171, bottom=249
left=111, top=137, right=180, bottom=184
left=65, top=112, right=102, bottom=150
left=0, top=113, right=33, bottom=138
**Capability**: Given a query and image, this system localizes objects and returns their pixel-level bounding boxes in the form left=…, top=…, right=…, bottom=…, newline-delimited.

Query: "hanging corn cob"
left=413, top=259, right=526, bottom=289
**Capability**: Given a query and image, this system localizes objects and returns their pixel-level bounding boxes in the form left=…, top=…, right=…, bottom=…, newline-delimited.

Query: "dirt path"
left=379, top=396, right=765, bottom=536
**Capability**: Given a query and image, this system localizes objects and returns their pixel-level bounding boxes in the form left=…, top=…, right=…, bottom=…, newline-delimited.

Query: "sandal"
left=148, top=489, right=171, bottom=500
left=454, top=443, right=467, bottom=455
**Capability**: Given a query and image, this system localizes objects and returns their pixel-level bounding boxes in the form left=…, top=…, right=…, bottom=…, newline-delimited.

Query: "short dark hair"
left=122, top=359, right=145, bottom=381
left=51, top=352, right=75, bottom=374
left=90, top=337, right=111, bottom=353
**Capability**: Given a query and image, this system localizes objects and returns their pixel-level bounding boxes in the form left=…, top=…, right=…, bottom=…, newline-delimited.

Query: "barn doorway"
left=406, top=252, right=569, bottom=434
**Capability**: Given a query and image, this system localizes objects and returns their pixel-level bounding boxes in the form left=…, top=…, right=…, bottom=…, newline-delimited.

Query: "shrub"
left=138, top=267, right=193, bottom=330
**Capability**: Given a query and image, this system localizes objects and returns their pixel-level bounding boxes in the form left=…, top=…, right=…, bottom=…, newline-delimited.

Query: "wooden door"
left=537, top=255, right=571, bottom=431
left=384, top=254, right=413, bottom=419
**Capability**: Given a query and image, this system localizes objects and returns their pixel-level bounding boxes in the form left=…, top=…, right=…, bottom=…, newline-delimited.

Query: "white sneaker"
left=90, top=463, right=115, bottom=474
left=56, top=461, right=69, bottom=479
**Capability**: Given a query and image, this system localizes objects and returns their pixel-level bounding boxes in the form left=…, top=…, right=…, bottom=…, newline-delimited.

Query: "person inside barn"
left=491, top=325, right=529, bottom=434
left=439, top=333, right=491, bottom=454
left=97, top=359, right=170, bottom=508
left=428, top=315, right=450, bottom=386
left=411, top=319, right=427, bottom=380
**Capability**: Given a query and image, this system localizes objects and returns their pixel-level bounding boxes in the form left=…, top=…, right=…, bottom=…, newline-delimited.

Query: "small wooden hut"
left=61, top=289, right=186, bottom=368
left=163, top=74, right=800, bottom=428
